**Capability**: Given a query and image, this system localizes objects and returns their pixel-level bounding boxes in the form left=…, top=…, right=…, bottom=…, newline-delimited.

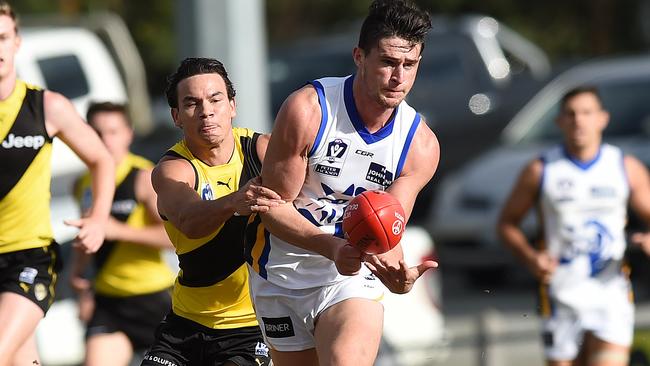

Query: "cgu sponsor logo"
left=1, top=134, right=45, bottom=150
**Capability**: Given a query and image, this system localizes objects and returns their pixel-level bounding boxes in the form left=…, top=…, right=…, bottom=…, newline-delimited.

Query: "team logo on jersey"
left=315, top=138, right=350, bottom=177
left=19, top=267, right=38, bottom=284
left=365, top=162, right=393, bottom=187
left=201, top=183, right=214, bottom=200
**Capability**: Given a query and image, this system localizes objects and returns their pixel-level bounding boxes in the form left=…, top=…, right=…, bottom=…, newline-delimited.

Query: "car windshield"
left=518, top=77, right=650, bottom=144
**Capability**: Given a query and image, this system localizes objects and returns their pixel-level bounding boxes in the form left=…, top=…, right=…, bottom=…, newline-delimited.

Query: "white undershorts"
left=542, top=277, right=634, bottom=361
left=247, top=266, right=384, bottom=352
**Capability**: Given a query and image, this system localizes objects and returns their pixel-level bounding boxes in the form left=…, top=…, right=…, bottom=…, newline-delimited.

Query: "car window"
left=518, top=77, right=650, bottom=143
left=37, top=54, right=89, bottom=100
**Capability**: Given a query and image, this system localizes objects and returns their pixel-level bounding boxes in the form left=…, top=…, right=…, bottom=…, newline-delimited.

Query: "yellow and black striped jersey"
left=0, top=80, right=53, bottom=253
left=163, top=127, right=262, bottom=329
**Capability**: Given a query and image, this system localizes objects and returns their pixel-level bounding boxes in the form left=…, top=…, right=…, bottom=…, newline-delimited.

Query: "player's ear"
left=352, top=47, right=364, bottom=68
left=170, top=108, right=182, bottom=128
left=229, top=98, right=237, bottom=119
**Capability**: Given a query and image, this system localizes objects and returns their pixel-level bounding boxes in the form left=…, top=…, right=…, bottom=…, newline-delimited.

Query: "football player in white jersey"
left=247, top=1, right=440, bottom=365
left=498, top=86, right=650, bottom=366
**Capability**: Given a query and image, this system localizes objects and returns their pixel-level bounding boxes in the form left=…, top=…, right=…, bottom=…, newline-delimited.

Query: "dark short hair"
left=165, top=57, right=236, bottom=108
left=86, top=101, right=131, bottom=127
left=560, top=86, right=603, bottom=110
left=357, top=0, right=432, bottom=55
left=0, top=1, right=18, bottom=34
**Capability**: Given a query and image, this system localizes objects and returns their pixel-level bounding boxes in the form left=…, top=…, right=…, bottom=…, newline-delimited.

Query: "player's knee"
left=588, top=348, right=629, bottom=365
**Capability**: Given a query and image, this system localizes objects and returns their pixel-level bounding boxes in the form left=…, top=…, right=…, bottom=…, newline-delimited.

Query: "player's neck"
left=352, top=79, right=396, bottom=133
left=187, top=133, right=235, bottom=167
left=0, top=72, right=17, bottom=101
left=565, top=142, right=601, bottom=162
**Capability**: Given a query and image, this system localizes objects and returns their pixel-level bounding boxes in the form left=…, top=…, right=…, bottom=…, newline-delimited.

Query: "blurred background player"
left=247, top=1, right=439, bottom=365
left=498, top=86, right=650, bottom=366
left=141, top=57, right=279, bottom=366
left=0, top=2, right=115, bottom=365
left=70, top=101, right=176, bottom=366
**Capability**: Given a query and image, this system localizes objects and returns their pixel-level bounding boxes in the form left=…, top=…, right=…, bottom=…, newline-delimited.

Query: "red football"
left=342, top=190, right=406, bottom=254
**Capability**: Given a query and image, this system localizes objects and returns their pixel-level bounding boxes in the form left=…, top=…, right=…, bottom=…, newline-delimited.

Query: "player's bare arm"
left=100, top=168, right=173, bottom=249
left=44, top=90, right=115, bottom=253
left=497, top=159, right=557, bottom=283
left=261, top=86, right=362, bottom=274
left=364, top=121, right=440, bottom=293
left=625, top=155, right=650, bottom=255
left=153, top=156, right=281, bottom=239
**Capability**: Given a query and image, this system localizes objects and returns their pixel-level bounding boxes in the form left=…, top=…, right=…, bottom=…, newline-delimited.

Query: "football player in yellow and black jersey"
left=0, top=3, right=115, bottom=365
left=140, top=58, right=281, bottom=366
left=70, top=102, right=176, bottom=366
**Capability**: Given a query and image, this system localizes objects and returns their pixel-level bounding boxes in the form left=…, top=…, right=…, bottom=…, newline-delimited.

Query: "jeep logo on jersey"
left=325, top=138, right=349, bottom=163
left=201, top=183, right=214, bottom=200
left=365, top=162, right=393, bottom=187
left=1, top=134, right=45, bottom=150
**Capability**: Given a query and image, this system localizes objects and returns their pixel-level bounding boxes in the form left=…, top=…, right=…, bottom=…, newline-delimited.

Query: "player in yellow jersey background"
left=70, top=101, right=176, bottom=366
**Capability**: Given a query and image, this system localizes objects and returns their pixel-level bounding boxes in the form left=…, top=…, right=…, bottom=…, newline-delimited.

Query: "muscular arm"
left=152, top=155, right=282, bottom=240
left=45, top=91, right=115, bottom=253
left=260, top=86, right=353, bottom=265
left=497, top=159, right=556, bottom=282
left=103, top=169, right=173, bottom=249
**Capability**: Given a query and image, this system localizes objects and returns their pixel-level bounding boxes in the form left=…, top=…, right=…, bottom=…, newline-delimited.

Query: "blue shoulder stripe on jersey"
left=562, top=144, right=602, bottom=170
left=344, top=75, right=397, bottom=144
left=395, top=113, right=421, bottom=178
left=308, top=80, right=328, bottom=157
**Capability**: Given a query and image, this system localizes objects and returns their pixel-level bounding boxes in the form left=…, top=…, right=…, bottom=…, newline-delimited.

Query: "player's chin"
left=378, top=95, right=403, bottom=109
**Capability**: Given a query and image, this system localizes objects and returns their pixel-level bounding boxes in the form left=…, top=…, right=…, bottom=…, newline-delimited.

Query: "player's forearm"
left=261, top=203, right=343, bottom=260
left=112, top=222, right=173, bottom=249
left=86, top=154, right=115, bottom=220
left=498, top=222, right=537, bottom=266
left=173, top=195, right=237, bottom=239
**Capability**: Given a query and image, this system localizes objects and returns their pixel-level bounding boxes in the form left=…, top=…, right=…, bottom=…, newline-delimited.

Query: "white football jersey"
left=539, top=144, right=630, bottom=306
left=261, top=75, right=421, bottom=289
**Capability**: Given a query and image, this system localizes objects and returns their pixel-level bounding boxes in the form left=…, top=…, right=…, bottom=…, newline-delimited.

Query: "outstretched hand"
left=64, top=216, right=106, bottom=253
left=234, top=176, right=285, bottom=216
left=363, top=252, right=438, bottom=294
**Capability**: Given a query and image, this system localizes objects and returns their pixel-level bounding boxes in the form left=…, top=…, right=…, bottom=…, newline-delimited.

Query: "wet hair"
left=86, top=101, right=131, bottom=128
left=0, top=1, right=18, bottom=34
left=560, top=86, right=603, bottom=110
left=165, top=57, right=236, bottom=108
left=357, top=0, right=432, bottom=55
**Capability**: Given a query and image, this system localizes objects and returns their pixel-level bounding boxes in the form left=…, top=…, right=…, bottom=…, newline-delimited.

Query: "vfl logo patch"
left=262, top=316, right=295, bottom=338
left=315, top=138, right=350, bottom=177
left=326, top=138, right=348, bottom=162
left=255, top=342, right=270, bottom=357
left=365, top=162, right=393, bottom=187
left=201, top=183, right=214, bottom=200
